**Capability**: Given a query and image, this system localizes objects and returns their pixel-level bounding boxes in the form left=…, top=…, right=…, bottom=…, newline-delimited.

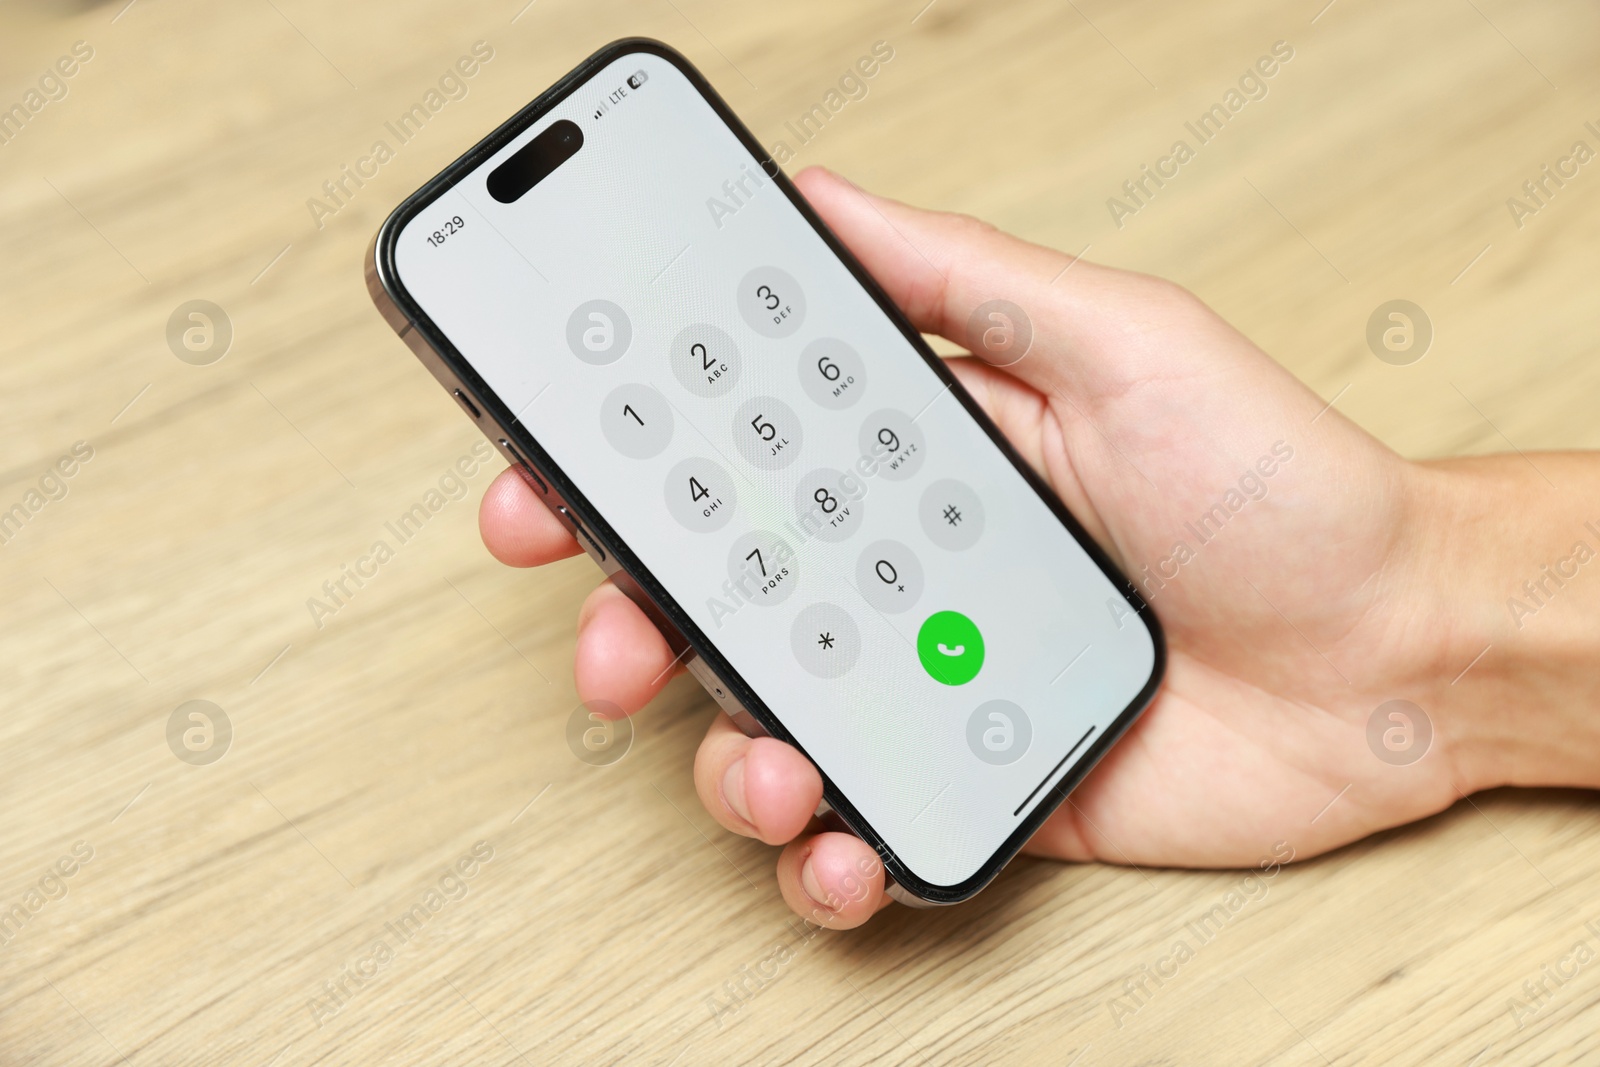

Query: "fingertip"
left=740, top=736, right=823, bottom=845
left=573, top=582, right=678, bottom=715
left=479, top=467, right=581, bottom=567
left=777, top=833, right=887, bottom=930
left=792, top=165, right=874, bottom=222
left=791, top=164, right=835, bottom=193
left=693, top=715, right=818, bottom=844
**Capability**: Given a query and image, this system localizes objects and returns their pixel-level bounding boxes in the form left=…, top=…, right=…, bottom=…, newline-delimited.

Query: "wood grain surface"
left=3, top=0, right=1598, bottom=1063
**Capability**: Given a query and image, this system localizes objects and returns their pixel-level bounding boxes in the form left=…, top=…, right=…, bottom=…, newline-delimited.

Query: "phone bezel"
left=370, top=37, right=1165, bottom=905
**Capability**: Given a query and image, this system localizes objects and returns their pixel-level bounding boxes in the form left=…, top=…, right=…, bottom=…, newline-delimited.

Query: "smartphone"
left=367, top=38, right=1163, bottom=905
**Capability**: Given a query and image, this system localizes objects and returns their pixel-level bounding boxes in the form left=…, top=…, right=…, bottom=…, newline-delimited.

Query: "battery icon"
left=627, top=70, right=648, bottom=89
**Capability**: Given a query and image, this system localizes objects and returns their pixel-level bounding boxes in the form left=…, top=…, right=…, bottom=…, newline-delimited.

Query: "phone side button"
left=557, top=506, right=607, bottom=563
left=498, top=438, right=549, bottom=494
left=452, top=388, right=482, bottom=420
left=573, top=522, right=607, bottom=562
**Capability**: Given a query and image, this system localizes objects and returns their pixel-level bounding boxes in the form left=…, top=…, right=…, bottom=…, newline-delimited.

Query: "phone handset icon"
left=917, top=611, right=984, bottom=686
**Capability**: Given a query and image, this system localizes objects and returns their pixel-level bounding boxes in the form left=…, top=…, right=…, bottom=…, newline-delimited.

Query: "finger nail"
left=722, top=758, right=753, bottom=825
left=800, top=856, right=833, bottom=911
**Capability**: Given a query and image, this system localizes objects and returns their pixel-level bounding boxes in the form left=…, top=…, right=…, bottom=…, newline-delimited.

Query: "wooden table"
left=3, top=0, right=1597, bottom=1062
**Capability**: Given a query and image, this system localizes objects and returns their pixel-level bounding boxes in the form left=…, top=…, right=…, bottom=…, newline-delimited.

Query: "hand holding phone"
left=378, top=40, right=1466, bottom=925
left=480, top=164, right=1471, bottom=928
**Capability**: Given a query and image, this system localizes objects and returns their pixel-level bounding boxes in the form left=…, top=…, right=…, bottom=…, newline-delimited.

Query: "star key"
left=816, top=631, right=836, bottom=650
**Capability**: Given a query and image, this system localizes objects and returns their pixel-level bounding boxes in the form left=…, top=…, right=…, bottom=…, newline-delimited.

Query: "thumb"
left=790, top=166, right=1195, bottom=402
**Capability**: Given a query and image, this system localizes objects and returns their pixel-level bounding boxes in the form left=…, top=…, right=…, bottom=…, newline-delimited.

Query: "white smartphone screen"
left=389, top=47, right=1158, bottom=892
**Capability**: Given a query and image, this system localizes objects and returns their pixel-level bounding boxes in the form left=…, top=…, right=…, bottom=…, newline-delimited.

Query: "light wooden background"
left=3, top=0, right=1599, bottom=1063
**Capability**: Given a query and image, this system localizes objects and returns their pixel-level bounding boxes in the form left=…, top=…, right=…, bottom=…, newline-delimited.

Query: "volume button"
left=498, top=438, right=548, bottom=494
left=557, top=506, right=607, bottom=563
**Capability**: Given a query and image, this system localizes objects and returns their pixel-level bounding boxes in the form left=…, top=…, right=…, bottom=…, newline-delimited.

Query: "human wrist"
left=1401, top=455, right=1600, bottom=793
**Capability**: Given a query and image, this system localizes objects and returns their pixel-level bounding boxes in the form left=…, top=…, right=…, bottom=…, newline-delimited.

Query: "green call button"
left=917, top=610, right=985, bottom=686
